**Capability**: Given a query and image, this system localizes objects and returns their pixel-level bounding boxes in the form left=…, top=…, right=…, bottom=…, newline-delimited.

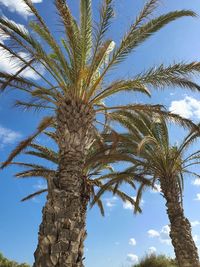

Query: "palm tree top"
left=0, top=0, right=200, bottom=109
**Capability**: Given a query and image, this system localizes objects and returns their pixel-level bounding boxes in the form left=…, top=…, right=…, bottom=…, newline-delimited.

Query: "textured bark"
left=33, top=98, right=94, bottom=267
left=160, top=176, right=199, bottom=267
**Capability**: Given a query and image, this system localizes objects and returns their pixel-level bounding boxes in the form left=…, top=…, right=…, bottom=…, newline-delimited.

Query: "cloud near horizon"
left=126, top=254, right=139, bottom=264
left=148, top=225, right=171, bottom=246
left=148, top=246, right=157, bottom=254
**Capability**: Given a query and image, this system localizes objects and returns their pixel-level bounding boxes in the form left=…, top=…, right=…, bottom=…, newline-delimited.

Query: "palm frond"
left=91, top=80, right=151, bottom=103
left=26, top=143, right=58, bottom=164
left=80, top=0, right=92, bottom=66
left=55, top=0, right=81, bottom=75
left=133, top=0, right=159, bottom=29
left=136, top=62, right=200, bottom=91
left=89, top=10, right=196, bottom=92
left=29, top=21, right=72, bottom=82
left=15, top=169, right=55, bottom=179
left=21, top=189, right=47, bottom=202
left=1, top=116, right=54, bottom=169
left=86, top=0, right=114, bottom=88
left=14, top=100, right=54, bottom=112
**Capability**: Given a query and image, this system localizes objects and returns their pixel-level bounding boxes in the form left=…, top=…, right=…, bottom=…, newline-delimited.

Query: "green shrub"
left=0, top=252, right=30, bottom=267
left=132, top=254, right=178, bottom=267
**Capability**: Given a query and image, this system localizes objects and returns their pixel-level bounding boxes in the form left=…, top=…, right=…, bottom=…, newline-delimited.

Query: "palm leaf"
left=80, top=0, right=92, bottom=66
left=21, top=189, right=48, bottom=202
left=1, top=116, right=54, bottom=169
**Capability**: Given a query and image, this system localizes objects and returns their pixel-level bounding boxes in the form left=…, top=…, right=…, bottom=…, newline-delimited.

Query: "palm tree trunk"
left=160, top=176, right=199, bottom=267
left=33, top=99, right=94, bottom=267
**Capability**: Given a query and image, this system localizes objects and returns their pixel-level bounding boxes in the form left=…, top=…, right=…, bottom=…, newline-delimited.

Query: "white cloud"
left=129, top=238, right=136, bottom=246
left=0, top=0, right=42, bottom=18
left=192, top=179, right=200, bottom=187
left=195, top=194, right=200, bottom=201
left=169, top=96, right=200, bottom=120
left=191, top=221, right=200, bottom=227
left=123, top=196, right=144, bottom=210
left=126, top=254, right=139, bottom=264
left=147, top=229, right=160, bottom=238
left=105, top=196, right=118, bottom=208
left=0, top=48, right=42, bottom=80
left=148, top=246, right=157, bottom=254
left=0, top=125, right=21, bottom=147
left=159, top=225, right=171, bottom=245
left=148, top=225, right=172, bottom=246
left=123, top=200, right=134, bottom=210
left=161, top=225, right=170, bottom=237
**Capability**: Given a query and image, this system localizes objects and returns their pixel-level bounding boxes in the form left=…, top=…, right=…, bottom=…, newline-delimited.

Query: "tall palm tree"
left=100, top=111, right=200, bottom=267
left=1, top=0, right=200, bottom=266
left=137, top=121, right=200, bottom=267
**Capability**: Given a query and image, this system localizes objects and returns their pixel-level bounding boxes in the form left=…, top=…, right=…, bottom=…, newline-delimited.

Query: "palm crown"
left=1, top=0, right=200, bottom=168
left=1, top=0, right=200, bottom=112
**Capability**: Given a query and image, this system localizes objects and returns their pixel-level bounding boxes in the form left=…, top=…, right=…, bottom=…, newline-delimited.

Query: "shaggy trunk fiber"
left=33, top=99, right=94, bottom=267
left=160, top=176, right=199, bottom=267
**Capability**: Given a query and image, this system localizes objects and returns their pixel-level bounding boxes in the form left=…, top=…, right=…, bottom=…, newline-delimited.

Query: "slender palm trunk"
left=160, top=176, right=199, bottom=267
left=33, top=99, right=94, bottom=267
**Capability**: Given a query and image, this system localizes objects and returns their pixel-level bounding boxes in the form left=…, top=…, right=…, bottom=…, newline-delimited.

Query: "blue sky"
left=0, top=0, right=200, bottom=266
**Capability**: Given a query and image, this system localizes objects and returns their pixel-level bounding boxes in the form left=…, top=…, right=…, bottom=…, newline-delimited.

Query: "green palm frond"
left=94, top=0, right=114, bottom=45
left=14, top=100, right=54, bottom=112
left=91, top=80, right=151, bottom=104
left=90, top=10, right=196, bottom=90
left=1, top=116, right=54, bottom=169
left=29, top=21, right=72, bottom=82
left=133, top=0, right=159, bottom=29
left=55, top=0, right=81, bottom=75
left=21, top=189, right=48, bottom=202
left=15, top=169, right=55, bottom=179
left=178, top=127, right=200, bottom=155
left=136, top=62, right=200, bottom=91
left=80, top=0, right=92, bottom=66
left=25, top=143, right=58, bottom=164
left=85, top=0, right=114, bottom=89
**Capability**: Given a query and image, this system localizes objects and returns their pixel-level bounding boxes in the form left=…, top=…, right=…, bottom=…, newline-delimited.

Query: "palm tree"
left=137, top=121, right=200, bottom=267
left=102, top=111, right=200, bottom=267
left=1, top=0, right=200, bottom=266
left=9, top=130, right=145, bottom=215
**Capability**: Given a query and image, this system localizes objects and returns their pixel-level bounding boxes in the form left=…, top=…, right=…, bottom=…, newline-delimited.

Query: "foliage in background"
left=132, top=254, right=178, bottom=267
left=0, top=252, right=30, bottom=267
